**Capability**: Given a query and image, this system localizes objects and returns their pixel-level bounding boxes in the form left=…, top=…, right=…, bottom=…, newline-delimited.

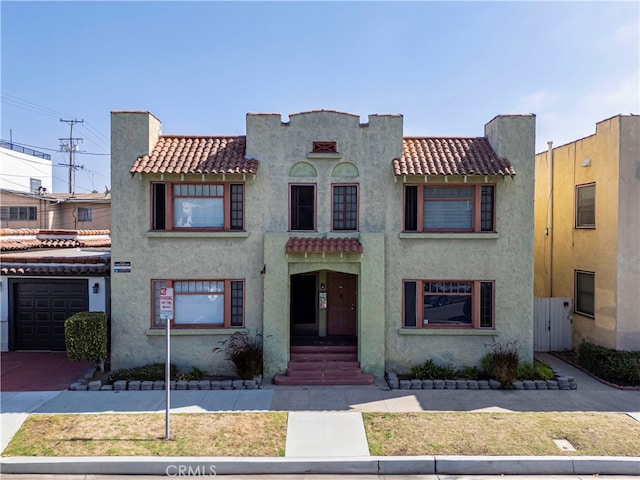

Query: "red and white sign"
left=159, top=287, right=174, bottom=320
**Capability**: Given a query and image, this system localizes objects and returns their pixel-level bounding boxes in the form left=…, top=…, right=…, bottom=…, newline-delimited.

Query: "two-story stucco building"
left=110, top=110, right=535, bottom=383
left=534, top=114, right=640, bottom=352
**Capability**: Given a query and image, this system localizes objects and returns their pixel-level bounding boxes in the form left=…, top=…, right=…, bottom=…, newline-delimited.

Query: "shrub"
left=517, top=361, right=554, bottom=381
left=578, top=341, right=640, bottom=386
left=480, top=352, right=495, bottom=378
left=535, top=361, right=555, bottom=381
left=109, top=363, right=204, bottom=382
left=215, top=330, right=263, bottom=380
left=176, top=366, right=205, bottom=381
left=456, top=366, right=480, bottom=380
left=65, top=311, right=107, bottom=372
left=110, top=363, right=179, bottom=382
left=410, top=359, right=457, bottom=380
left=487, top=340, right=519, bottom=387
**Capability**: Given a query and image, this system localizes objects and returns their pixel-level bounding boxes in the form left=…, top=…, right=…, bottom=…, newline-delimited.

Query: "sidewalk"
left=1, top=353, right=639, bottom=476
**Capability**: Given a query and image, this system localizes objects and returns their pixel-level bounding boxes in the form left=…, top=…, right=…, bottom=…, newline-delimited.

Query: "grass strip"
left=363, top=412, right=640, bottom=456
left=5, top=411, right=639, bottom=457
left=3, top=413, right=287, bottom=457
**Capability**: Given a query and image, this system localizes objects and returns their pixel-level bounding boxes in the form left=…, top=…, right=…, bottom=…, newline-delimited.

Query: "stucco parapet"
left=146, top=328, right=247, bottom=336
left=146, top=231, right=250, bottom=239
left=398, top=233, right=500, bottom=240
left=398, top=328, right=497, bottom=337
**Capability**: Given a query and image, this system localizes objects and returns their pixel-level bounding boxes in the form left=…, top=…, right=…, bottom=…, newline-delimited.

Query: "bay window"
left=151, top=182, right=244, bottom=231
left=403, top=280, right=494, bottom=328
left=151, top=279, right=244, bottom=328
left=404, top=184, right=495, bottom=232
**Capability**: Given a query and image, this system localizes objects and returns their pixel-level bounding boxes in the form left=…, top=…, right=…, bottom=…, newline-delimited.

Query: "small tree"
left=65, top=311, right=107, bottom=372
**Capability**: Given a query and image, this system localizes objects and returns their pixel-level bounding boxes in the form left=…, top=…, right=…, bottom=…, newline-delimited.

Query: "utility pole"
left=59, top=119, right=83, bottom=193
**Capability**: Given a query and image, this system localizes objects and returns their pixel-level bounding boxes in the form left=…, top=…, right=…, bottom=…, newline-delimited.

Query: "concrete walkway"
left=285, top=411, right=370, bottom=457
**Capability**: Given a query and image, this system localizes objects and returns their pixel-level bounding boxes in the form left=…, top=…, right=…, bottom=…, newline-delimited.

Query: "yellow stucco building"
left=534, top=114, right=640, bottom=351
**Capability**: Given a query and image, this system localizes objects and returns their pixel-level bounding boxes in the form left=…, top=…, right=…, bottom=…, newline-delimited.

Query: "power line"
left=1, top=93, right=74, bottom=119
left=2, top=93, right=111, bottom=152
left=1, top=139, right=109, bottom=155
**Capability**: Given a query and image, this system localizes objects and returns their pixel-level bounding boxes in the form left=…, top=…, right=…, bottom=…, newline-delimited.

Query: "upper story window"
left=576, top=183, right=595, bottom=228
left=151, top=183, right=244, bottom=231
left=0, top=206, right=37, bottom=221
left=78, top=207, right=92, bottom=222
left=332, top=184, right=358, bottom=231
left=151, top=279, right=244, bottom=329
left=403, top=280, right=494, bottom=329
left=290, top=184, right=316, bottom=231
left=575, top=270, right=594, bottom=317
left=404, top=184, right=495, bottom=232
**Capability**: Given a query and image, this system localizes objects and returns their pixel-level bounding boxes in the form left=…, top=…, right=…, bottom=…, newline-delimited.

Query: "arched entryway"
left=275, top=270, right=371, bottom=384
left=289, top=270, right=357, bottom=344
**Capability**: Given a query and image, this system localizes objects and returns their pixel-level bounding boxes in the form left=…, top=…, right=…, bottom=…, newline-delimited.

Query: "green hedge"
left=65, top=311, right=107, bottom=372
left=578, top=341, right=640, bottom=386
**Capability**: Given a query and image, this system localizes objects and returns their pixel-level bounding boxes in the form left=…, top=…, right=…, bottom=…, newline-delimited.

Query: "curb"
left=1, top=455, right=639, bottom=476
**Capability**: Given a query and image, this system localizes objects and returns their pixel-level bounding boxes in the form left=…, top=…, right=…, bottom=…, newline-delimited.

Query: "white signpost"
left=159, top=287, right=174, bottom=440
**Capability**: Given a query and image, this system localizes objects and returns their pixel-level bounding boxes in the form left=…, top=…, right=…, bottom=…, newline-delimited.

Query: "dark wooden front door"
left=326, top=273, right=357, bottom=336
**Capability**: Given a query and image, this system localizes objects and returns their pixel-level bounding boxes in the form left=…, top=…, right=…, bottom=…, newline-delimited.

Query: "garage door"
left=11, top=279, right=89, bottom=351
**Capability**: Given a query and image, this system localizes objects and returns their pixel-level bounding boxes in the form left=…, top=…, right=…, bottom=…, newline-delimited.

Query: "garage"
left=10, top=279, right=89, bottom=351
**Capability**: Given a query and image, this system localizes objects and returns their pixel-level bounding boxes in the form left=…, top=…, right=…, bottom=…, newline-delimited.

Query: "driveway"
left=1, top=352, right=95, bottom=391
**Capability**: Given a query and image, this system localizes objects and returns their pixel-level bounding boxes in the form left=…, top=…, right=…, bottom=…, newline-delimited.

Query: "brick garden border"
left=69, top=369, right=263, bottom=391
left=385, top=369, right=577, bottom=391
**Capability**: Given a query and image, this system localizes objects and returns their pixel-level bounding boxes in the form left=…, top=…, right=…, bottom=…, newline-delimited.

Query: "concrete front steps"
left=273, top=345, right=375, bottom=385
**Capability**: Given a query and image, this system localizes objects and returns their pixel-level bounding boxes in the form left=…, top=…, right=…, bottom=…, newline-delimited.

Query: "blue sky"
left=2, top=1, right=638, bottom=194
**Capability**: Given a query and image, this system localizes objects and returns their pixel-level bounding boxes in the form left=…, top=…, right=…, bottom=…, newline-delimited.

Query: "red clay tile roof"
left=1, top=233, right=111, bottom=276
left=0, top=264, right=110, bottom=276
left=394, top=137, right=516, bottom=176
left=1, top=255, right=110, bottom=264
left=130, top=135, right=258, bottom=175
left=0, top=229, right=111, bottom=252
left=286, top=237, right=363, bottom=254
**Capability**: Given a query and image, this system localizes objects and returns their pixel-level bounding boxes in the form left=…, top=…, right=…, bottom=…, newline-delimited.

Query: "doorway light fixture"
left=93, top=283, right=100, bottom=294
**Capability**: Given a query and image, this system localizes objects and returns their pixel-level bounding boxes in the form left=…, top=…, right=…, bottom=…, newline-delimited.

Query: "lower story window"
left=151, top=279, right=244, bottom=328
left=574, top=270, right=594, bottom=317
left=403, top=280, right=494, bottom=328
left=0, top=206, right=37, bottom=221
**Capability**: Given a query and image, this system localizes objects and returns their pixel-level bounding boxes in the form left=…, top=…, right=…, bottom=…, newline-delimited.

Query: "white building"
left=0, top=141, right=53, bottom=194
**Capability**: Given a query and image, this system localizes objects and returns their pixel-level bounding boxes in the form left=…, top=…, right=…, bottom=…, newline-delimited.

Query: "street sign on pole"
left=160, top=287, right=174, bottom=440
